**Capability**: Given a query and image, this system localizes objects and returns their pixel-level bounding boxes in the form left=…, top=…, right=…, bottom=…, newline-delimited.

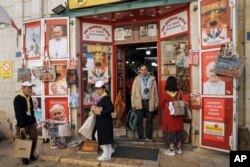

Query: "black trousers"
left=135, top=100, right=153, bottom=139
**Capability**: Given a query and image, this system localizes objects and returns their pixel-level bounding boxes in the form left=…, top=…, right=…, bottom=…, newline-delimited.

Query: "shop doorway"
left=115, top=42, right=158, bottom=127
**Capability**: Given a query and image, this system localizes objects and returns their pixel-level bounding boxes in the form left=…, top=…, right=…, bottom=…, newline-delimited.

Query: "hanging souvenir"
left=66, top=69, right=79, bottom=87
left=17, top=52, right=31, bottom=82
left=37, top=52, right=56, bottom=82
left=214, top=42, right=245, bottom=77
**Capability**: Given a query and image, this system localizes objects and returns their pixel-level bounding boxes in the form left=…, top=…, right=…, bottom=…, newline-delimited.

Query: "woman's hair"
left=164, top=76, right=179, bottom=92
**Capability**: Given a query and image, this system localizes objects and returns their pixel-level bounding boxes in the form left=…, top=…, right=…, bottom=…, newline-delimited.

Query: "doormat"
left=112, top=146, right=159, bottom=161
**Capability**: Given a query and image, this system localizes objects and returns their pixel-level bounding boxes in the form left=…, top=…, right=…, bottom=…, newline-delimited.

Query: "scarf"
left=19, top=90, right=31, bottom=113
left=166, top=91, right=177, bottom=98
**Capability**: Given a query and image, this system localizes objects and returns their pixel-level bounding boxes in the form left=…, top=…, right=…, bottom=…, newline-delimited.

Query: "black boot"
left=22, top=158, right=29, bottom=165
left=30, top=154, right=37, bottom=161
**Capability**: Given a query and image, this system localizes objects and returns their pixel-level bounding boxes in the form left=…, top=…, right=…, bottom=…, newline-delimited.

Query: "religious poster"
left=160, top=10, right=188, bottom=38
left=27, top=61, right=43, bottom=95
left=139, top=25, right=148, bottom=36
left=31, top=96, right=43, bottom=136
left=188, top=50, right=199, bottom=65
left=45, top=97, right=69, bottom=122
left=48, top=63, right=68, bottom=95
left=45, top=19, right=68, bottom=59
left=83, top=44, right=111, bottom=84
left=201, top=0, right=230, bottom=48
left=25, top=21, right=41, bottom=60
left=202, top=51, right=233, bottom=95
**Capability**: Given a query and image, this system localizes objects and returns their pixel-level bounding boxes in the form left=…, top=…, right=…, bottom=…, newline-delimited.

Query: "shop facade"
left=0, top=0, right=249, bottom=151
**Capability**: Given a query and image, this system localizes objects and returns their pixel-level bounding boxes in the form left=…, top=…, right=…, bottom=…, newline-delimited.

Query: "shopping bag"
left=13, top=132, right=32, bottom=158
left=78, top=112, right=96, bottom=140
left=58, top=123, right=72, bottom=137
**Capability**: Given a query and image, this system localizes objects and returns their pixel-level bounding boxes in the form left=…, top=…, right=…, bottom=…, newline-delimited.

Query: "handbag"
left=169, top=91, right=185, bottom=116
left=38, top=52, right=56, bottom=81
left=214, top=42, right=245, bottom=77
left=78, top=112, right=96, bottom=140
left=13, top=131, right=32, bottom=158
left=125, top=109, right=138, bottom=131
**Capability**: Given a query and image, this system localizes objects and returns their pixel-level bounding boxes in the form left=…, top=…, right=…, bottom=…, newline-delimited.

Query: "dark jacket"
left=13, top=95, right=36, bottom=128
left=96, top=95, right=114, bottom=145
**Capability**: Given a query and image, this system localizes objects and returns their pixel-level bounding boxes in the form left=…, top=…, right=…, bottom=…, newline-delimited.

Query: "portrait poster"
left=201, top=0, right=231, bottom=48
left=47, top=62, right=68, bottom=95
left=27, top=61, right=42, bottom=96
left=84, top=44, right=110, bottom=84
left=139, top=25, right=148, bottom=36
left=25, top=21, right=41, bottom=60
left=45, top=20, right=68, bottom=59
left=123, top=27, right=132, bottom=37
left=202, top=51, right=233, bottom=95
left=45, top=97, right=69, bottom=122
left=31, top=96, right=43, bottom=136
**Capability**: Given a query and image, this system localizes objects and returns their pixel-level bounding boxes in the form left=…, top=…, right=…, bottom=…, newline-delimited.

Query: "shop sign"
left=203, top=98, right=225, bottom=142
left=68, top=0, right=134, bottom=10
left=0, top=60, right=12, bottom=79
left=160, top=10, right=188, bottom=38
left=82, top=23, right=112, bottom=42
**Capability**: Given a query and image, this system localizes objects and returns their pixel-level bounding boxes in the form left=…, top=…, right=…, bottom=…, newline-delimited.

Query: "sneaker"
left=164, top=149, right=176, bottom=156
left=22, top=158, right=29, bottom=165
left=175, top=148, right=182, bottom=154
left=97, top=154, right=111, bottom=161
left=145, top=138, right=153, bottom=142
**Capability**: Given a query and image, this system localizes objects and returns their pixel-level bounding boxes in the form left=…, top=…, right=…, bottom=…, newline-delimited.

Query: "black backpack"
left=125, top=110, right=138, bottom=131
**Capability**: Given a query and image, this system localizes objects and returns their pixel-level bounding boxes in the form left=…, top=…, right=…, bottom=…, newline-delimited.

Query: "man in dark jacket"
left=13, top=81, right=38, bottom=165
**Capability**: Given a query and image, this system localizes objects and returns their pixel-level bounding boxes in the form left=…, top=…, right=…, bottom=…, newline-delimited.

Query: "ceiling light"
left=146, top=50, right=151, bottom=55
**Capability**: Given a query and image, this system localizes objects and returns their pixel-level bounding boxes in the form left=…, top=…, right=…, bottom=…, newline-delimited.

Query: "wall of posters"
left=202, top=51, right=233, bottom=95
left=160, top=10, right=188, bottom=38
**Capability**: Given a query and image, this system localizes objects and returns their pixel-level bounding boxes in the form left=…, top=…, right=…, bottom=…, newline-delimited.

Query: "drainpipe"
left=229, top=0, right=238, bottom=151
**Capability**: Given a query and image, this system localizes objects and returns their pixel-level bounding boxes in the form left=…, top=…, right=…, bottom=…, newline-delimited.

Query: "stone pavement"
left=37, top=139, right=230, bottom=167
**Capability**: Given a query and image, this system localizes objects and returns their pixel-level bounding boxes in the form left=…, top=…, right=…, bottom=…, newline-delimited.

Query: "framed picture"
left=31, top=96, right=43, bottom=136
left=45, top=97, right=69, bottom=122
left=45, top=19, right=68, bottom=59
left=25, top=21, right=41, bottom=60
left=139, top=25, right=148, bottom=36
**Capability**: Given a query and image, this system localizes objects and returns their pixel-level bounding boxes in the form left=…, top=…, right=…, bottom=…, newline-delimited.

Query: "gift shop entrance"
left=114, top=42, right=158, bottom=127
